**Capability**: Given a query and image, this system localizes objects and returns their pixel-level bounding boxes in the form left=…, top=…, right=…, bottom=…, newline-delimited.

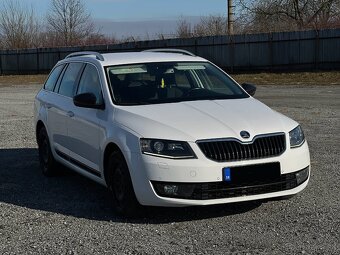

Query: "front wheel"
left=107, top=151, right=142, bottom=217
left=37, top=127, right=58, bottom=176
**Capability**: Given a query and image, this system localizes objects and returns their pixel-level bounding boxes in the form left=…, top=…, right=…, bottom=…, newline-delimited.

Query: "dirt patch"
left=233, top=71, right=340, bottom=85
left=1, top=71, right=340, bottom=86
left=0, top=75, right=47, bottom=86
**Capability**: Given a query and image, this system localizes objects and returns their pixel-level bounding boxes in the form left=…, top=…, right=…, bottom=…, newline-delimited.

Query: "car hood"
left=115, top=98, right=298, bottom=142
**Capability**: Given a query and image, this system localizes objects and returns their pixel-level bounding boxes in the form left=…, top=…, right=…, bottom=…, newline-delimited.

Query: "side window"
left=77, top=64, right=103, bottom=104
left=44, top=64, right=64, bottom=91
left=58, top=63, right=83, bottom=97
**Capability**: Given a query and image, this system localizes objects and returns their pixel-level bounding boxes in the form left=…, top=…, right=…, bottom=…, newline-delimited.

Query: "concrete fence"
left=0, top=28, right=340, bottom=75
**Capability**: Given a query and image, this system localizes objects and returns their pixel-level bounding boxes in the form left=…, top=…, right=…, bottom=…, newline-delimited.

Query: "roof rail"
left=65, top=51, right=104, bottom=61
left=143, top=48, right=196, bottom=57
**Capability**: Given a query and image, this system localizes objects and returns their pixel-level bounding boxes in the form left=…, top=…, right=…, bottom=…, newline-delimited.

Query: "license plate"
left=223, top=167, right=231, bottom=182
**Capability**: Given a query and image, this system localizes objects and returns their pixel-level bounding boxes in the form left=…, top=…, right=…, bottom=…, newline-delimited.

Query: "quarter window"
left=58, top=63, right=83, bottom=97
left=44, top=64, right=64, bottom=91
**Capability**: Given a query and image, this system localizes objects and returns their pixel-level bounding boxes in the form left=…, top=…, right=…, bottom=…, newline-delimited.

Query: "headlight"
left=289, top=125, right=305, bottom=148
left=140, top=139, right=196, bottom=159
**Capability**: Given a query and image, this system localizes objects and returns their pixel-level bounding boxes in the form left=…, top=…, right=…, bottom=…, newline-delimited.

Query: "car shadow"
left=0, top=148, right=261, bottom=223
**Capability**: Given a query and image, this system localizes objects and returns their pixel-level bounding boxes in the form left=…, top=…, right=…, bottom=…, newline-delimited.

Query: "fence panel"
left=0, top=29, right=339, bottom=75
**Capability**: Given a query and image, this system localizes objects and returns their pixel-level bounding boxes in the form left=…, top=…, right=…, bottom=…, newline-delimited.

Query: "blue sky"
left=27, top=0, right=228, bottom=21
left=24, top=0, right=229, bottom=38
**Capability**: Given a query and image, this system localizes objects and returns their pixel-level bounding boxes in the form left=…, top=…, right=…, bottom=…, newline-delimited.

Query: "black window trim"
left=74, top=63, right=105, bottom=106
left=54, top=63, right=68, bottom=93
left=43, top=63, right=66, bottom=92
left=56, top=62, right=85, bottom=98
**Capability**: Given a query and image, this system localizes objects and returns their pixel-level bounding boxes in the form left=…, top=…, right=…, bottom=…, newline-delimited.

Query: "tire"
left=38, top=127, right=58, bottom=176
left=107, top=151, right=142, bottom=217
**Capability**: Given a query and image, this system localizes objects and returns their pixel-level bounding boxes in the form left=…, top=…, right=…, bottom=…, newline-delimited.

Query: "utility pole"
left=228, top=0, right=234, bottom=35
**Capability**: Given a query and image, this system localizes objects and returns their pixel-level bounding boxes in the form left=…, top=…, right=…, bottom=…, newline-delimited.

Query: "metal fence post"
left=16, top=50, right=19, bottom=74
left=0, top=51, right=3, bottom=75
left=36, top=48, right=40, bottom=74
left=230, top=35, right=234, bottom=73
left=269, top=33, right=273, bottom=72
left=315, top=30, right=320, bottom=70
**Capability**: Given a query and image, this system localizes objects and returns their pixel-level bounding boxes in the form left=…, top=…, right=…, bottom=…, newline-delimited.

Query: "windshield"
left=106, top=62, right=248, bottom=105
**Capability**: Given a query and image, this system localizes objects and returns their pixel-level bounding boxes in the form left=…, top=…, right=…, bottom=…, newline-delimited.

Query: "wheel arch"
left=36, top=120, right=46, bottom=145
left=103, top=142, right=125, bottom=186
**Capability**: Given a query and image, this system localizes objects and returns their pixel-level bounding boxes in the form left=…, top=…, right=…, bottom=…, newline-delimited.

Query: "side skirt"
left=55, top=149, right=101, bottom=178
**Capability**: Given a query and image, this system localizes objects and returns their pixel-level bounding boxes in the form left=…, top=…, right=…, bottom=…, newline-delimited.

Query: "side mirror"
left=73, top=93, right=105, bottom=109
left=241, top=83, right=257, bottom=96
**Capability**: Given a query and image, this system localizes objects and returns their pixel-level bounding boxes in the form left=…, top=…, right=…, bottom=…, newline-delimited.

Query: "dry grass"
left=0, top=71, right=340, bottom=86
left=232, top=71, right=340, bottom=85
left=0, top=75, right=47, bottom=86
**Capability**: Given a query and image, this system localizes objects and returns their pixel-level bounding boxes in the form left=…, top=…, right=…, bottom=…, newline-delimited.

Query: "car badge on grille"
left=240, top=131, right=250, bottom=139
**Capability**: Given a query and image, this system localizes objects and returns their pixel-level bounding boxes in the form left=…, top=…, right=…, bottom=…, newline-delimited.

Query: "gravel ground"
left=0, top=83, right=339, bottom=254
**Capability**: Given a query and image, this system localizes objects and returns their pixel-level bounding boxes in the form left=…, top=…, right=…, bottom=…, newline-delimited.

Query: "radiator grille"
left=197, top=133, right=286, bottom=162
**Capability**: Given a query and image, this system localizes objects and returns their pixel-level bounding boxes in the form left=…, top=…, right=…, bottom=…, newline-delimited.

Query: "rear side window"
left=58, top=63, right=83, bottom=97
left=77, top=64, right=103, bottom=104
left=44, top=64, right=64, bottom=91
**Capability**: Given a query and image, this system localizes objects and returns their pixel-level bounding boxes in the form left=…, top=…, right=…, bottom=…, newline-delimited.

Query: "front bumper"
left=127, top=140, right=310, bottom=207
left=152, top=165, right=309, bottom=200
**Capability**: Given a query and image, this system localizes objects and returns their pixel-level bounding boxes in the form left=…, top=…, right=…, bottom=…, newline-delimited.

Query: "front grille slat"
left=268, top=137, right=273, bottom=155
left=207, top=143, right=213, bottom=159
left=227, top=142, right=233, bottom=160
left=272, top=136, right=278, bottom=155
left=277, top=135, right=284, bottom=151
left=221, top=142, right=230, bottom=161
left=260, top=139, right=267, bottom=157
left=236, top=142, right=242, bottom=160
left=232, top=142, right=239, bottom=160
left=258, top=139, right=264, bottom=157
left=197, top=133, right=286, bottom=162
left=216, top=142, right=223, bottom=161
left=215, top=142, right=222, bottom=161
left=254, top=139, right=259, bottom=158
left=220, top=142, right=227, bottom=160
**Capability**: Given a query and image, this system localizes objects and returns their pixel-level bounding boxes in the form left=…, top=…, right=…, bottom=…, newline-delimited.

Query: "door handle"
left=67, top=111, right=74, bottom=118
left=46, top=103, right=52, bottom=109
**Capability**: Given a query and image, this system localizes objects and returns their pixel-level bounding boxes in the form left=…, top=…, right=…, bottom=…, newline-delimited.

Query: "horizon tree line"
left=0, top=0, right=339, bottom=49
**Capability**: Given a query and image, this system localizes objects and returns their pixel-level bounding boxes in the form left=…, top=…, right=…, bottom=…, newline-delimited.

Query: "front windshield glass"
left=106, top=62, right=248, bottom=105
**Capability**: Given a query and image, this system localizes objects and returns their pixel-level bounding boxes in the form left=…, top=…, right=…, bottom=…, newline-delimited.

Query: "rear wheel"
left=38, top=127, right=58, bottom=176
left=107, top=151, right=142, bottom=217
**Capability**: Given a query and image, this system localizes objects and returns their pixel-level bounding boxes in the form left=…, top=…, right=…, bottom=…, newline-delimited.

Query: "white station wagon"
left=34, top=49, right=310, bottom=216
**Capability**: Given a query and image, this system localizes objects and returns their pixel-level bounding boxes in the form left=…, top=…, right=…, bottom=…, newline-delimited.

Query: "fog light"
left=296, top=167, right=309, bottom=185
left=153, top=182, right=196, bottom=199
left=164, top=185, right=178, bottom=195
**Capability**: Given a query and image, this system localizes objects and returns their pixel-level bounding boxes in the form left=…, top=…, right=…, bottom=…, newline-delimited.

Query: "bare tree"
left=193, top=15, right=228, bottom=37
left=238, top=0, right=340, bottom=33
left=47, top=0, right=95, bottom=46
left=84, top=33, right=117, bottom=46
left=173, top=15, right=246, bottom=39
left=176, top=17, right=192, bottom=38
left=0, top=0, right=39, bottom=49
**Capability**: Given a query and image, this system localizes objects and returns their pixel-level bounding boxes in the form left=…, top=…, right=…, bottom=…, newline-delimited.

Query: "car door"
left=47, top=62, right=84, bottom=157
left=67, top=63, right=104, bottom=176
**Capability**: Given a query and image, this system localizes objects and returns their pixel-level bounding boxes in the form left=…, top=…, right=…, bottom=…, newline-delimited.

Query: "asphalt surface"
left=0, top=83, right=339, bottom=254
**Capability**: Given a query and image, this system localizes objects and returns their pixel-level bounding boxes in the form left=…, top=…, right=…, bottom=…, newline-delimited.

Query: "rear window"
left=44, top=64, right=64, bottom=91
